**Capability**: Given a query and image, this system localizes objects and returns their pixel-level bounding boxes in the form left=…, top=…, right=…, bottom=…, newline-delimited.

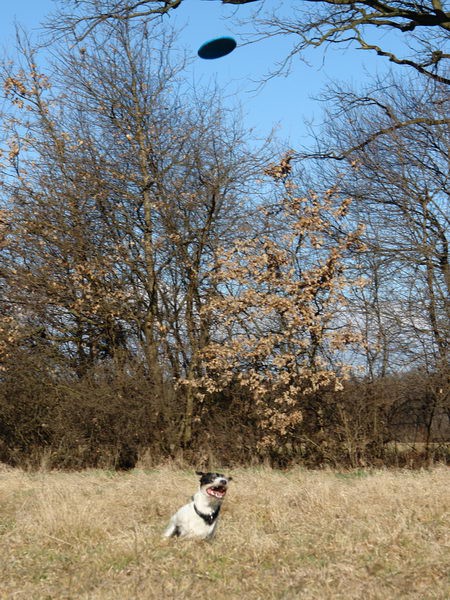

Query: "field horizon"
left=0, top=464, right=448, bottom=599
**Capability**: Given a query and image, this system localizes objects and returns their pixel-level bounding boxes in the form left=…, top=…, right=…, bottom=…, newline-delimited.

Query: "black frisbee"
left=198, top=36, right=237, bottom=60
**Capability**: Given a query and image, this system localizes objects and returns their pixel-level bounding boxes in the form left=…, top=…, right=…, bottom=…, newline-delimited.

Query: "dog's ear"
left=195, top=471, right=205, bottom=477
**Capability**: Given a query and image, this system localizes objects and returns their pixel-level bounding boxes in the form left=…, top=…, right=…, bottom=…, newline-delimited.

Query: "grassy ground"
left=0, top=464, right=448, bottom=599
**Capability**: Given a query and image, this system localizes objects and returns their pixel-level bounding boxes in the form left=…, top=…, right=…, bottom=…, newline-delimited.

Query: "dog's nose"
left=219, top=478, right=228, bottom=485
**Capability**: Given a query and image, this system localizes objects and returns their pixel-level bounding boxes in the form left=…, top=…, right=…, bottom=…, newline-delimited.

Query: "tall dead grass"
left=0, top=464, right=448, bottom=599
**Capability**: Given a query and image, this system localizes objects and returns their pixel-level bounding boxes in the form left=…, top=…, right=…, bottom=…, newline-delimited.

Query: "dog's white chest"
left=178, top=502, right=218, bottom=538
left=164, top=499, right=219, bottom=539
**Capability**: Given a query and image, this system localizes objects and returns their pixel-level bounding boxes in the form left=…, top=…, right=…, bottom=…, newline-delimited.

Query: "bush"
left=0, top=345, right=448, bottom=469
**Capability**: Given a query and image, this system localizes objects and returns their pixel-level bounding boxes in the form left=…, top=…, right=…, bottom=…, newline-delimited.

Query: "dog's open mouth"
left=206, top=485, right=227, bottom=498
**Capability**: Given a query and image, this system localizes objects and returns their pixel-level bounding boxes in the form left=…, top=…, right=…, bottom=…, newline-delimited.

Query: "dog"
left=162, top=471, right=232, bottom=540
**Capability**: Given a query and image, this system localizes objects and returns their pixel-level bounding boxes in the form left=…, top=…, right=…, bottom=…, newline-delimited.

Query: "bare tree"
left=319, top=75, right=448, bottom=367
left=300, top=73, right=449, bottom=453
left=0, top=18, right=267, bottom=444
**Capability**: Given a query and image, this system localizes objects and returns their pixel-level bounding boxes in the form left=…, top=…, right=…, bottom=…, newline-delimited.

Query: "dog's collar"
left=193, top=503, right=221, bottom=525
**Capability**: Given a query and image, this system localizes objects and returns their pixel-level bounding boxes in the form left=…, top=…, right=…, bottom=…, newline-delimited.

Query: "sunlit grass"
left=0, top=464, right=448, bottom=599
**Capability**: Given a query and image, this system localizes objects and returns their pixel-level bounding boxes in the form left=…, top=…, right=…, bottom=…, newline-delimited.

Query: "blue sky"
left=1, top=0, right=394, bottom=147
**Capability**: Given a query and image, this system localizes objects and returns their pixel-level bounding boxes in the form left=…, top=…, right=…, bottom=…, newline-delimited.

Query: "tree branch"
left=297, top=117, right=450, bottom=161
left=355, top=32, right=450, bottom=85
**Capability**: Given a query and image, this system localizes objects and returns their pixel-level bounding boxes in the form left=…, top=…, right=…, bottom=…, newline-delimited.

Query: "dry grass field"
left=0, top=464, right=448, bottom=599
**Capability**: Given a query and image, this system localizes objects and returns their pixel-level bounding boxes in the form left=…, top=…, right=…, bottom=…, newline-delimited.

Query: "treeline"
left=0, top=16, right=448, bottom=469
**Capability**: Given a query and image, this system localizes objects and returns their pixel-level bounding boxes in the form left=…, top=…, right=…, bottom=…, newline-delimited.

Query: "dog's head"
left=195, top=471, right=232, bottom=500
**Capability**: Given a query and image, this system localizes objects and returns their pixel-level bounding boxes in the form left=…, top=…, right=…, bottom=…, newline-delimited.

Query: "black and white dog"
left=163, top=471, right=232, bottom=540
